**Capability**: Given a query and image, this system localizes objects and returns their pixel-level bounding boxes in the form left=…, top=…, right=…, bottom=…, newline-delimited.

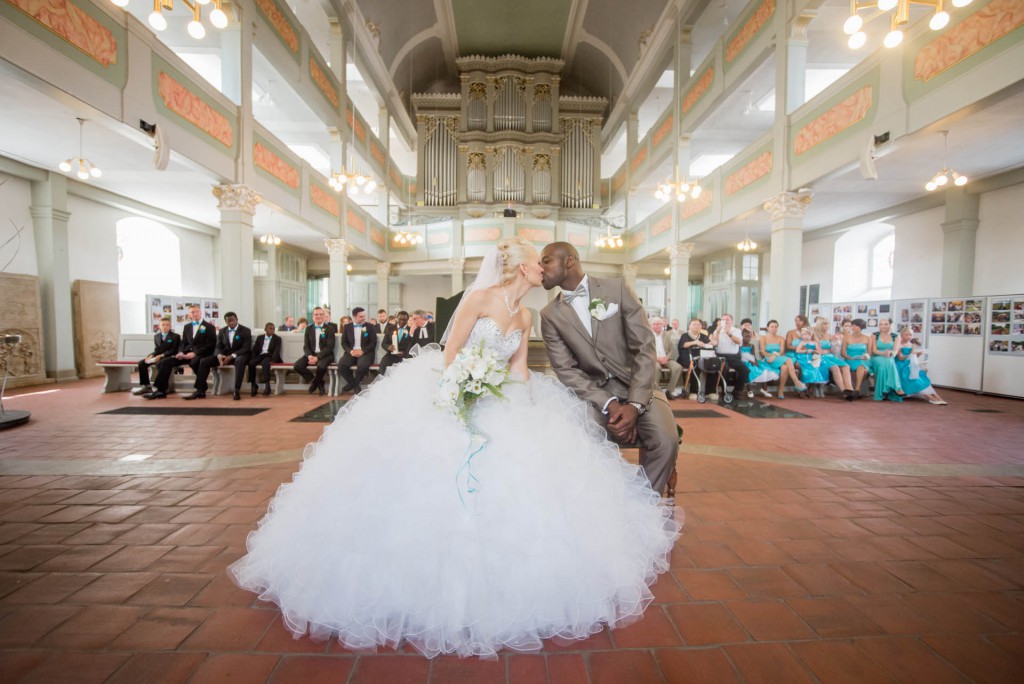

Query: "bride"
left=229, top=237, right=681, bottom=658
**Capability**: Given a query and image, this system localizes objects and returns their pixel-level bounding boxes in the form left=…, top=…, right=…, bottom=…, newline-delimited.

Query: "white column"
left=669, top=241, right=695, bottom=323
left=212, top=184, right=261, bottom=324
left=449, top=257, right=466, bottom=295
left=941, top=187, right=979, bottom=297
left=30, top=172, right=76, bottom=380
left=764, top=192, right=811, bottom=324
left=375, top=261, right=391, bottom=312
left=325, top=238, right=351, bottom=316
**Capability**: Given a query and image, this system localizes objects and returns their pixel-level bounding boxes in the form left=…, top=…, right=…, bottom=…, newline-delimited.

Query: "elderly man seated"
left=651, top=317, right=685, bottom=398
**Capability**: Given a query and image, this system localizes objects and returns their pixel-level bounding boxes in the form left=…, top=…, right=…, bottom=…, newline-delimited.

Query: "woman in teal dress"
left=793, top=327, right=828, bottom=394
left=759, top=320, right=808, bottom=399
left=740, top=329, right=779, bottom=397
left=895, top=327, right=948, bottom=405
left=813, top=317, right=855, bottom=400
left=784, top=314, right=810, bottom=362
left=869, top=319, right=905, bottom=402
left=842, top=318, right=873, bottom=398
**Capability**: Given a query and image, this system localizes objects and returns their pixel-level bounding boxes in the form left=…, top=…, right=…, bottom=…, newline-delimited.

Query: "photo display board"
left=146, top=295, right=221, bottom=333
left=929, top=298, right=984, bottom=337
left=987, top=295, right=1024, bottom=356
left=830, top=301, right=892, bottom=334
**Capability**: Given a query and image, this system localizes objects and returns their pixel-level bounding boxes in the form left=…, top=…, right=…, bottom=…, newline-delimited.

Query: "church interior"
left=1, top=0, right=1023, bottom=681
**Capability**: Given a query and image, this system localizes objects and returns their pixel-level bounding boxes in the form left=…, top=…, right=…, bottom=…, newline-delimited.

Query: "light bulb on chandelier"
left=655, top=165, right=702, bottom=203
left=925, top=131, right=968, bottom=192
left=122, top=0, right=229, bottom=39
left=843, top=0, right=972, bottom=51
left=59, top=118, right=102, bottom=181
left=393, top=224, right=424, bottom=246
left=594, top=227, right=624, bottom=249
left=259, top=233, right=282, bottom=246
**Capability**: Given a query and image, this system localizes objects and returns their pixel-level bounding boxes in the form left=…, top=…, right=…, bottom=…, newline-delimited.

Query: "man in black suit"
left=146, top=304, right=217, bottom=400
left=248, top=322, right=282, bottom=396
left=279, top=316, right=296, bottom=332
left=193, top=312, right=251, bottom=400
left=294, top=306, right=336, bottom=395
left=373, top=309, right=389, bottom=335
left=407, top=309, right=436, bottom=348
left=339, top=306, right=377, bottom=394
left=133, top=316, right=180, bottom=395
left=377, top=310, right=411, bottom=375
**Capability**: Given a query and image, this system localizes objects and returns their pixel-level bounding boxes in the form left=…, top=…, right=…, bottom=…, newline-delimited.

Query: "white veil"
left=439, top=245, right=504, bottom=344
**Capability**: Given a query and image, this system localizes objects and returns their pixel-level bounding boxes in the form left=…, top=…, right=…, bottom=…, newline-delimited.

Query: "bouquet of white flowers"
left=435, top=341, right=510, bottom=425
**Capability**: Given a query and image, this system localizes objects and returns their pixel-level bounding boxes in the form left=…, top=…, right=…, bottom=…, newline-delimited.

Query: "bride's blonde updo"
left=496, top=237, right=535, bottom=286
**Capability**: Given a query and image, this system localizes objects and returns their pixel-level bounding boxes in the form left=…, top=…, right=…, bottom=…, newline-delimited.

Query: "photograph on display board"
left=930, top=298, right=984, bottom=336
left=986, top=297, right=1024, bottom=356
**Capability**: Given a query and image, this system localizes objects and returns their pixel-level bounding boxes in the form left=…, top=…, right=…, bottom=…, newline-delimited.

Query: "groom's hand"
left=607, top=400, right=638, bottom=443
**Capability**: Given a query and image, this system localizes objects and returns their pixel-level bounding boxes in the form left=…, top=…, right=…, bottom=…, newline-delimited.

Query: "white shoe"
left=746, top=389, right=754, bottom=399
left=131, top=386, right=151, bottom=395
left=758, top=388, right=772, bottom=398
left=670, top=389, right=683, bottom=398
left=708, top=393, right=719, bottom=401
left=929, top=398, right=948, bottom=405
left=688, top=393, right=698, bottom=401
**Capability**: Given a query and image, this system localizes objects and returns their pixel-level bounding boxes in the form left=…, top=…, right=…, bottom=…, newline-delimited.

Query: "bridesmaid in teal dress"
left=870, top=319, right=905, bottom=402
left=813, top=317, right=855, bottom=400
left=895, top=327, right=948, bottom=405
left=759, top=320, right=808, bottom=399
left=793, top=327, right=829, bottom=391
left=842, top=318, right=873, bottom=398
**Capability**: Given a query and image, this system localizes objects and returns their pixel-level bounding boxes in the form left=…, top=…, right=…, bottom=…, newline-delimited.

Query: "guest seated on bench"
left=248, top=323, right=282, bottom=396
left=133, top=316, right=181, bottom=396
left=338, top=307, right=377, bottom=394
left=408, top=309, right=436, bottom=347
left=146, top=304, right=216, bottom=400
left=294, top=307, right=336, bottom=396
left=378, top=310, right=411, bottom=375
left=194, top=312, right=251, bottom=401
left=279, top=316, right=297, bottom=332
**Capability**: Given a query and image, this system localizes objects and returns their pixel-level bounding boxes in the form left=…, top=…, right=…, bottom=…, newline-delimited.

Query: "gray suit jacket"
left=540, top=276, right=658, bottom=409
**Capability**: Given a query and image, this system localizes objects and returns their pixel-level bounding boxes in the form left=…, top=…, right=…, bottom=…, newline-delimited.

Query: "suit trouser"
left=338, top=352, right=374, bottom=387
left=660, top=360, right=684, bottom=392
left=210, top=354, right=251, bottom=390
left=719, top=353, right=750, bottom=388
left=294, top=355, right=331, bottom=387
left=248, top=355, right=273, bottom=385
left=377, top=352, right=409, bottom=375
left=137, top=358, right=156, bottom=385
left=194, top=354, right=224, bottom=392
left=152, top=357, right=185, bottom=392
left=590, top=379, right=680, bottom=495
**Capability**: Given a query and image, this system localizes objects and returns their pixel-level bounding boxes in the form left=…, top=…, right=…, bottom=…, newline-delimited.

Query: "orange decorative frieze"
left=568, top=232, right=588, bottom=247
left=309, top=57, right=338, bottom=108
left=725, top=151, right=772, bottom=195
left=650, top=213, right=671, bottom=237
left=6, top=0, right=117, bottom=67
left=428, top=231, right=450, bottom=246
left=914, top=0, right=1024, bottom=82
left=517, top=227, right=554, bottom=243
left=158, top=72, right=233, bottom=148
left=389, top=165, right=402, bottom=188
left=347, top=209, right=366, bottom=234
left=681, top=189, right=712, bottom=220
left=682, top=67, right=713, bottom=114
left=370, top=141, right=385, bottom=168
left=651, top=114, right=674, bottom=148
left=310, top=182, right=339, bottom=217
left=611, top=169, right=626, bottom=193
left=794, top=86, right=872, bottom=156
left=629, top=146, right=648, bottom=174
left=254, top=0, right=298, bottom=54
left=254, top=142, right=299, bottom=188
left=466, top=227, right=501, bottom=242
left=726, top=0, right=775, bottom=64
left=370, top=226, right=385, bottom=247
left=628, top=230, right=646, bottom=248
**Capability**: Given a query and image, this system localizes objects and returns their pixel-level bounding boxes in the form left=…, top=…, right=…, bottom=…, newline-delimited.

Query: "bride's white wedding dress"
left=229, top=316, right=681, bottom=658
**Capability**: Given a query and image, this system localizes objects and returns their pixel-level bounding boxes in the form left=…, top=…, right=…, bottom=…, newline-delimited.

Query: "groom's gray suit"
left=540, top=276, right=679, bottom=495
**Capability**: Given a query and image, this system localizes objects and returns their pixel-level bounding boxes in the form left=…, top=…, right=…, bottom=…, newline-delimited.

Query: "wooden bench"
left=96, top=334, right=202, bottom=394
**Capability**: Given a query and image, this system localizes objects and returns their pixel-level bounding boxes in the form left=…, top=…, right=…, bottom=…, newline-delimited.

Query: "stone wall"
left=72, top=280, right=121, bottom=378
left=0, top=273, right=47, bottom=388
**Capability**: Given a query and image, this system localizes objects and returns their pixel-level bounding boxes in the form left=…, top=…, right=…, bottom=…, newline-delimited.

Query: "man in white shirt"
left=651, top=317, right=684, bottom=398
left=709, top=313, right=750, bottom=391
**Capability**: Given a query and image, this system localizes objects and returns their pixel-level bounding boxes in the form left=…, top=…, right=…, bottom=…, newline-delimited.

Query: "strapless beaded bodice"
left=463, top=317, right=524, bottom=364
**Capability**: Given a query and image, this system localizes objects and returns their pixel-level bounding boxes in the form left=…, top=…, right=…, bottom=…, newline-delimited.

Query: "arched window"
left=870, top=234, right=894, bottom=289
left=117, top=217, right=181, bottom=333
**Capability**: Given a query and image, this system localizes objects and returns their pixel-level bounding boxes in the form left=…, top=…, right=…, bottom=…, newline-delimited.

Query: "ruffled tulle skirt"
left=229, top=347, right=681, bottom=658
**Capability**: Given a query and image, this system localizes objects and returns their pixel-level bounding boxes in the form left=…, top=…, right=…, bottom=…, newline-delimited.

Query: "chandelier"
left=925, top=130, right=968, bottom=191
left=655, top=166, right=703, bottom=203
left=59, top=118, right=102, bottom=181
left=259, top=233, right=282, bottom=246
left=843, top=0, right=973, bottom=50
left=595, top=227, right=624, bottom=249
left=329, top=159, right=377, bottom=194
left=110, top=0, right=229, bottom=39
left=737, top=226, right=757, bottom=252
left=392, top=225, right=423, bottom=246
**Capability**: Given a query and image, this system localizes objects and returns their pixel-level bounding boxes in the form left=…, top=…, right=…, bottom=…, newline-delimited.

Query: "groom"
left=539, top=242, right=679, bottom=495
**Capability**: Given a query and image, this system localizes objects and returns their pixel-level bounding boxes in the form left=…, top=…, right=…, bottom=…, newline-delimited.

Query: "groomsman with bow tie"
left=132, top=316, right=181, bottom=395
left=146, top=304, right=217, bottom=400
left=248, top=323, right=283, bottom=396
left=294, top=306, right=337, bottom=395
left=192, top=312, right=251, bottom=400
left=338, top=307, right=378, bottom=394
left=377, top=310, right=411, bottom=375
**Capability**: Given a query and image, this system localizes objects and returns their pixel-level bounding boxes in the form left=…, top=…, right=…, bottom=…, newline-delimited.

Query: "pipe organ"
left=412, top=56, right=606, bottom=218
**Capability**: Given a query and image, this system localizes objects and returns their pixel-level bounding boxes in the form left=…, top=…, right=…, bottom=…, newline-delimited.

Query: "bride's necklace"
left=501, top=287, right=521, bottom=316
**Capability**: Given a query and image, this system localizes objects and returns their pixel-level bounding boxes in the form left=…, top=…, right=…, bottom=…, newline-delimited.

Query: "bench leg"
left=102, top=367, right=132, bottom=393
left=274, top=369, right=287, bottom=396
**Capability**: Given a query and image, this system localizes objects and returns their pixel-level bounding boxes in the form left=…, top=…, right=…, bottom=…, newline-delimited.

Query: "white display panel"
left=892, top=299, right=929, bottom=347
left=926, top=335, right=984, bottom=391
left=982, top=294, right=1024, bottom=398
left=146, top=295, right=222, bottom=333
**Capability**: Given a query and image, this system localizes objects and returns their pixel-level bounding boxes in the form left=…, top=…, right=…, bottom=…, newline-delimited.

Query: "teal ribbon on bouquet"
left=456, top=433, right=488, bottom=506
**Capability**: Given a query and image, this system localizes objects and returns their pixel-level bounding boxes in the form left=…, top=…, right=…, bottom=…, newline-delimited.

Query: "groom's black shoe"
left=307, top=383, right=318, bottom=394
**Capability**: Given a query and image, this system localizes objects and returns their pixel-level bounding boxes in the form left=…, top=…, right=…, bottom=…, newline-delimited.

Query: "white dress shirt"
left=715, top=326, right=742, bottom=354
left=653, top=330, right=666, bottom=358
left=564, top=275, right=593, bottom=336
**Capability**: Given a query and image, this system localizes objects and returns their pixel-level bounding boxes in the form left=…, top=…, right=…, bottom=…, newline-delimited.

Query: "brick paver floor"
left=0, top=378, right=1021, bottom=682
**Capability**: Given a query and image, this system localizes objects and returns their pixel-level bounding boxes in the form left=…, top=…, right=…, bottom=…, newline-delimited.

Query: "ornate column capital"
left=668, top=241, right=696, bottom=261
left=763, top=191, right=812, bottom=221
left=212, top=184, right=261, bottom=215
left=375, top=261, right=392, bottom=277
left=324, top=238, right=351, bottom=259
left=448, top=256, right=466, bottom=270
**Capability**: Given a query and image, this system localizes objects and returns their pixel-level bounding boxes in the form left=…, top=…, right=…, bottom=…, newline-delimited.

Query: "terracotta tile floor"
left=0, top=378, right=1022, bottom=683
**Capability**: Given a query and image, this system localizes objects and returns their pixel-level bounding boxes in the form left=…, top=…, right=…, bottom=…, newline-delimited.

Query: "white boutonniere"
left=588, top=298, right=619, bottom=321
left=199, top=326, right=205, bottom=332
